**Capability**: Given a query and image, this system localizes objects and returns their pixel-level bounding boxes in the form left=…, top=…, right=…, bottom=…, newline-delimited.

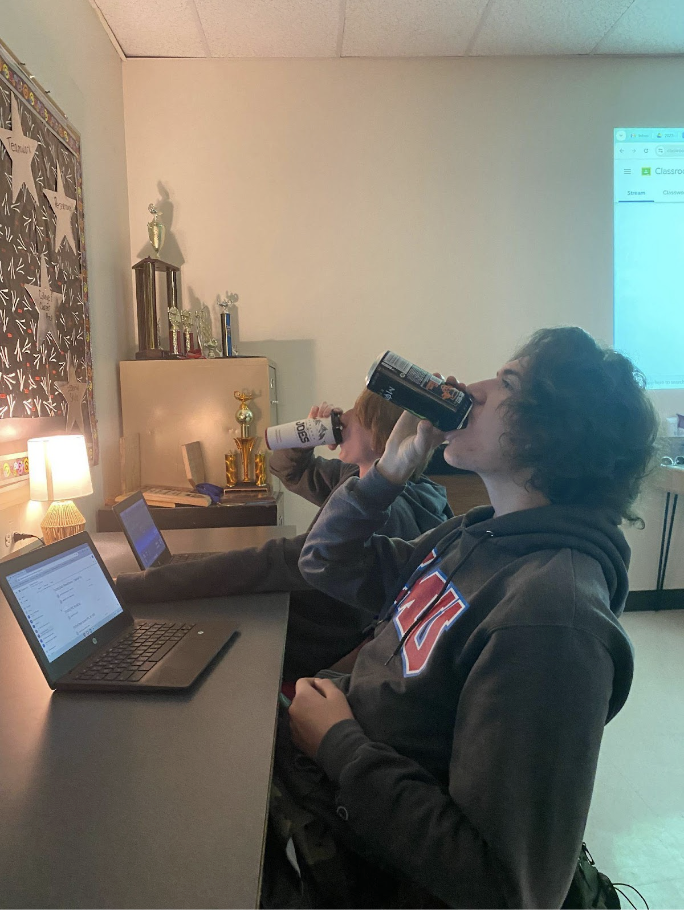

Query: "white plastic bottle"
left=265, top=413, right=343, bottom=450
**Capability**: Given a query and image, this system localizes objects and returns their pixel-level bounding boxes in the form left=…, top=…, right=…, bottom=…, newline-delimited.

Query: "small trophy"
left=224, top=391, right=265, bottom=492
left=168, top=306, right=184, bottom=357
left=193, top=306, right=220, bottom=359
left=217, top=292, right=238, bottom=357
left=181, top=310, right=198, bottom=356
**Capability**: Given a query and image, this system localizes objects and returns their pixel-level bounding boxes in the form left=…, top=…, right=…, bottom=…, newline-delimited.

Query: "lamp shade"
left=28, top=435, right=93, bottom=502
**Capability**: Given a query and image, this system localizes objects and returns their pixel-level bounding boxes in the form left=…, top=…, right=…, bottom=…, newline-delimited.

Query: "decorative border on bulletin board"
left=0, top=38, right=97, bottom=463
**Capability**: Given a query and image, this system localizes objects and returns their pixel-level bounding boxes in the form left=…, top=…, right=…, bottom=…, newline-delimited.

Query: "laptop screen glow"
left=6, top=543, right=124, bottom=663
left=117, top=497, right=167, bottom=568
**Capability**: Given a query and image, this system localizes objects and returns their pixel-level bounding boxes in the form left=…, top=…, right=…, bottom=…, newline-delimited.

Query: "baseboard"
left=625, top=589, right=684, bottom=611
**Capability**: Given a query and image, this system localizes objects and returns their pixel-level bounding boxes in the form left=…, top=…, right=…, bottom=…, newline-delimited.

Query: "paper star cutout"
left=55, top=357, right=87, bottom=433
left=26, top=255, right=62, bottom=347
left=44, top=165, right=77, bottom=254
left=0, top=94, right=39, bottom=205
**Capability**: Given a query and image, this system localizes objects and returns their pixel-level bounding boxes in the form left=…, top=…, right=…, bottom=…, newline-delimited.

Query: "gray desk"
left=0, top=526, right=294, bottom=908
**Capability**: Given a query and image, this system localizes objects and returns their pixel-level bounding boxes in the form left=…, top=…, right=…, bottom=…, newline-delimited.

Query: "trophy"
left=217, top=292, right=238, bottom=357
left=224, top=391, right=268, bottom=492
left=181, top=310, right=197, bottom=356
left=133, top=203, right=180, bottom=360
left=168, top=306, right=184, bottom=357
left=194, top=305, right=221, bottom=359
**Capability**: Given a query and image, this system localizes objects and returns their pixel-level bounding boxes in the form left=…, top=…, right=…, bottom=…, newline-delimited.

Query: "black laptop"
left=113, top=490, right=214, bottom=569
left=0, top=532, right=237, bottom=691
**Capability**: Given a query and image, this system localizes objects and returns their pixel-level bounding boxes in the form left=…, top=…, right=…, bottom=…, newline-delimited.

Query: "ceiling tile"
left=95, top=0, right=207, bottom=56
left=594, top=0, right=684, bottom=54
left=471, top=0, right=635, bottom=56
left=343, top=0, right=490, bottom=57
left=195, top=0, right=342, bottom=57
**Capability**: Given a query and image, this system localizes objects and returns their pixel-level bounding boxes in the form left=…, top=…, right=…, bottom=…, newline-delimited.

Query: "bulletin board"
left=0, top=39, right=97, bottom=463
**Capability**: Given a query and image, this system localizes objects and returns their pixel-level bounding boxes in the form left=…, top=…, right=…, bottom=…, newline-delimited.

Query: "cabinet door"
left=120, top=358, right=274, bottom=489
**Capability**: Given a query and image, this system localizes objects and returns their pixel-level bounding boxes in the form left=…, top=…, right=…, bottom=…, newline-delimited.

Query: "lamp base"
left=40, top=500, right=86, bottom=545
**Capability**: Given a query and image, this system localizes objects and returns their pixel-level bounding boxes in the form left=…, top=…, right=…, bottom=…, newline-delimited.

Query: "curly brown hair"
left=500, top=326, right=659, bottom=523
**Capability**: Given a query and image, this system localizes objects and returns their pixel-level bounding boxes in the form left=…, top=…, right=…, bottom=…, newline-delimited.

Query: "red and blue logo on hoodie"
left=393, top=549, right=469, bottom=677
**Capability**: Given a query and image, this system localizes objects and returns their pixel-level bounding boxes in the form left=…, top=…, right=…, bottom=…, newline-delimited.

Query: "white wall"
left=123, top=55, right=684, bottom=591
left=1, top=0, right=133, bottom=543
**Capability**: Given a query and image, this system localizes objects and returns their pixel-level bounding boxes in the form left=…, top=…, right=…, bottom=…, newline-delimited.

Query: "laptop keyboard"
left=73, top=621, right=195, bottom=683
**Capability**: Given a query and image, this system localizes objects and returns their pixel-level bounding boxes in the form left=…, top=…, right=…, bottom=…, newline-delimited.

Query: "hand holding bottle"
left=308, top=402, right=343, bottom=451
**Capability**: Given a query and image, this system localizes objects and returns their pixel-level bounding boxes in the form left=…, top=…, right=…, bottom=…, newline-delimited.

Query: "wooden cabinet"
left=429, top=472, right=490, bottom=515
left=119, top=357, right=278, bottom=491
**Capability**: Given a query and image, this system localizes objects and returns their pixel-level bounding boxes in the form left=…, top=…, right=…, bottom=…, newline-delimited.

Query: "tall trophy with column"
left=224, top=391, right=269, bottom=492
left=133, top=203, right=182, bottom=359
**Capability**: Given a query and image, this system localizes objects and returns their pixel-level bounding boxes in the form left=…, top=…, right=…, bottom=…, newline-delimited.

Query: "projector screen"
left=614, top=128, right=684, bottom=389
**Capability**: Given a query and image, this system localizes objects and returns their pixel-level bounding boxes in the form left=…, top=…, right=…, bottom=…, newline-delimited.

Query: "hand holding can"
left=377, top=410, right=445, bottom=486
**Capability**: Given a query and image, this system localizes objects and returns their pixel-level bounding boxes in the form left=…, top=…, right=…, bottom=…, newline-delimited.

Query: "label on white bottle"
left=265, top=415, right=342, bottom=450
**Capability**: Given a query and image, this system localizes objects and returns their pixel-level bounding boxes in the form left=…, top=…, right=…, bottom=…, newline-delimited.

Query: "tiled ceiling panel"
left=195, top=0, right=343, bottom=57
left=95, top=0, right=207, bottom=57
left=471, top=0, right=636, bottom=56
left=594, top=0, right=684, bottom=54
left=342, top=0, right=490, bottom=57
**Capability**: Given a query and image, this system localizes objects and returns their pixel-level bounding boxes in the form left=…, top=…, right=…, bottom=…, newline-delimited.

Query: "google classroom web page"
left=614, top=128, right=684, bottom=389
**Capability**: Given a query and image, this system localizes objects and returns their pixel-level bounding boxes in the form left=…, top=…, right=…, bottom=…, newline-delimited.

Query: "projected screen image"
left=614, top=128, right=684, bottom=389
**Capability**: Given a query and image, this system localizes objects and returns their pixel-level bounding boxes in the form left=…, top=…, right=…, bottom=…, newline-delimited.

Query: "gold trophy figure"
left=254, top=453, right=267, bottom=488
left=147, top=204, right=166, bottom=258
left=225, top=453, right=238, bottom=487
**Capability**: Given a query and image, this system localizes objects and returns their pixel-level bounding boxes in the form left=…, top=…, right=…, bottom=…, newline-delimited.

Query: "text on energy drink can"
left=365, top=351, right=472, bottom=432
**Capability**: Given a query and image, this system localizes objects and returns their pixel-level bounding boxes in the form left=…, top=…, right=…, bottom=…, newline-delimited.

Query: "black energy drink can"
left=365, top=351, right=472, bottom=432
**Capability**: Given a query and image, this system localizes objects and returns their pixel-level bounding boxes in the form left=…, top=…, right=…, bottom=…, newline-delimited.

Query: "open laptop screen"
left=5, top=542, right=124, bottom=663
left=116, top=495, right=167, bottom=568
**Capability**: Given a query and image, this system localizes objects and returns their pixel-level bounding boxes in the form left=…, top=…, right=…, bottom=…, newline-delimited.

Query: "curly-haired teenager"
left=267, top=326, right=658, bottom=908
left=116, top=390, right=452, bottom=681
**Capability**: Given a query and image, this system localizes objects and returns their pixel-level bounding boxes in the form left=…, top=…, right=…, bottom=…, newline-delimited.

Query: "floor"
left=585, top=610, right=684, bottom=910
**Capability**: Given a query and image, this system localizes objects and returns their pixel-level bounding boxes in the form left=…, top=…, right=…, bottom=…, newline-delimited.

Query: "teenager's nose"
left=465, top=379, right=488, bottom=404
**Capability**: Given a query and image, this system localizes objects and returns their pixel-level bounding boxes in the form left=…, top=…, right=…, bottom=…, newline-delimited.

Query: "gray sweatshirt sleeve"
left=115, top=533, right=312, bottom=604
left=315, top=622, right=614, bottom=909
left=268, top=447, right=347, bottom=507
left=298, top=466, right=427, bottom=615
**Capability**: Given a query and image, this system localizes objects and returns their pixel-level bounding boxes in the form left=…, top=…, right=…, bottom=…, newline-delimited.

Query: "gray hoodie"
left=298, top=465, right=634, bottom=909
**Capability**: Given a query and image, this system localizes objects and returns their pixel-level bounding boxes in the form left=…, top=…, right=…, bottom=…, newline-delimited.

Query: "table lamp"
left=28, top=435, right=93, bottom=545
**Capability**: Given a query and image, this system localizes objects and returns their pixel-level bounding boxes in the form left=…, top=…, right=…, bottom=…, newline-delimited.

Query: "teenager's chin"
left=443, top=445, right=465, bottom=469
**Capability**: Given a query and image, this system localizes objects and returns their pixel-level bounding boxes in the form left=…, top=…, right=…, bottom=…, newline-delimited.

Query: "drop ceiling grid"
left=594, top=0, right=684, bottom=54
left=341, top=0, right=490, bottom=57
left=470, top=0, right=637, bottom=56
left=95, top=0, right=206, bottom=57
left=194, top=0, right=343, bottom=57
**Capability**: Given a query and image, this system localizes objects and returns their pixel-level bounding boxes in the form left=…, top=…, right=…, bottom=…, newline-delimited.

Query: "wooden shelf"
left=97, top=492, right=282, bottom=531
